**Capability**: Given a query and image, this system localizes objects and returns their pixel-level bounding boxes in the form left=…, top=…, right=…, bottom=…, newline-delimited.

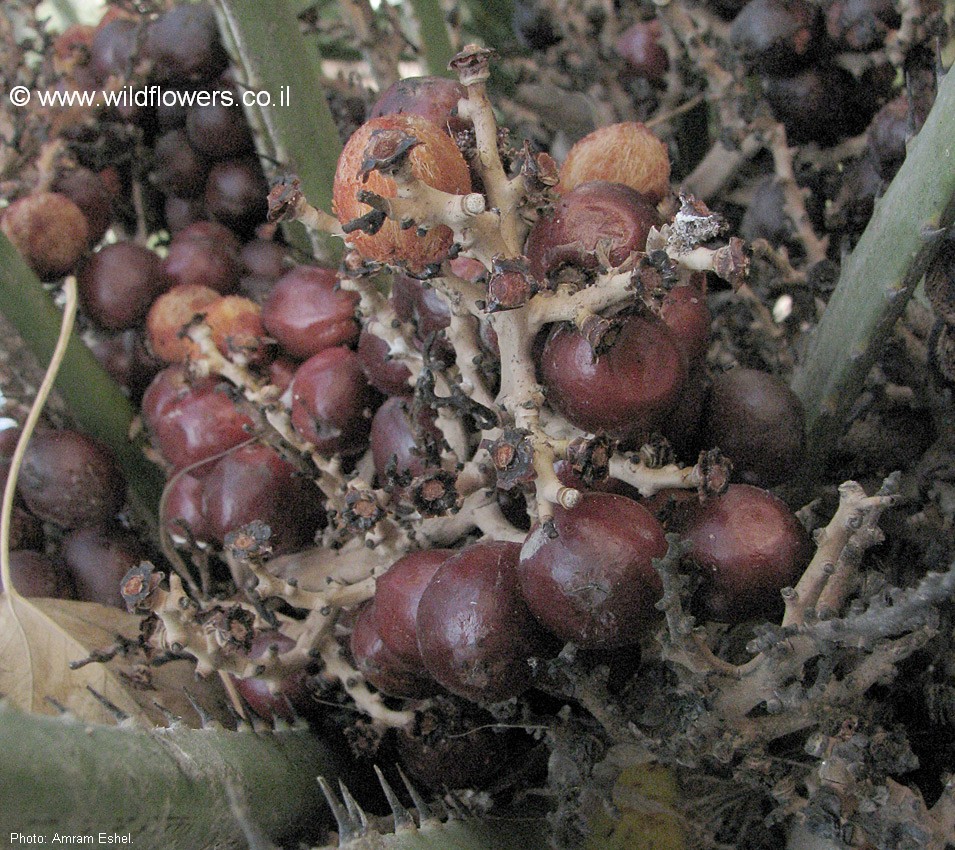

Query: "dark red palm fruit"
left=825, top=0, right=899, bottom=50
left=393, top=700, right=529, bottom=790
left=729, top=0, right=824, bottom=75
left=240, top=239, right=289, bottom=280
left=290, top=347, right=373, bottom=456
left=659, top=284, right=711, bottom=363
left=161, top=221, right=242, bottom=294
left=145, top=283, right=221, bottom=364
left=415, top=540, right=550, bottom=703
left=185, top=96, right=255, bottom=160
left=231, top=631, right=316, bottom=723
left=204, top=157, right=269, bottom=237
left=614, top=20, right=670, bottom=84
left=763, top=65, right=870, bottom=146
left=0, top=551, right=74, bottom=600
left=18, top=430, right=125, bottom=528
left=356, top=328, right=413, bottom=396
left=152, top=129, right=211, bottom=199
left=1, top=192, right=89, bottom=280
left=61, top=525, right=148, bottom=609
left=524, top=181, right=660, bottom=283
left=660, top=360, right=710, bottom=460
left=541, top=315, right=687, bottom=440
left=52, top=168, right=115, bottom=245
left=141, top=365, right=198, bottom=427
left=205, top=295, right=271, bottom=366
left=238, top=274, right=276, bottom=306
left=201, top=443, right=324, bottom=555
left=373, top=549, right=455, bottom=665
left=143, top=3, right=228, bottom=83
left=333, top=114, right=472, bottom=270
left=678, top=483, right=811, bottom=623
left=146, top=374, right=253, bottom=472
left=350, top=601, right=437, bottom=698
left=518, top=492, right=666, bottom=649
left=163, top=471, right=214, bottom=543
left=91, top=329, right=162, bottom=401
left=261, top=266, right=359, bottom=360
left=78, top=242, right=169, bottom=330
left=164, top=195, right=206, bottom=235
left=702, top=367, right=805, bottom=488
left=369, top=76, right=471, bottom=134
left=390, top=275, right=452, bottom=341
left=370, top=396, right=442, bottom=482
left=268, top=356, right=298, bottom=393
left=0, top=431, right=42, bottom=552
left=89, top=16, right=138, bottom=82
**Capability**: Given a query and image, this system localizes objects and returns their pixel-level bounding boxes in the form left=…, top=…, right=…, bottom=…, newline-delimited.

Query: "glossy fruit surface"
left=703, top=367, right=805, bottom=487
left=356, top=329, right=413, bottom=396
left=185, top=95, right=255, bottom=159
left=78, top=241, right=169, bottom=330
left=52, top=168, right=115, bottom=244
left=333, top=114, right=472, bottom=269
left=143, top=3, right=227, bottom=82
left=680, top=484, right=811, bottom=622
left=19, top=430, right=125, bottom=528
left=524, top=181, right=660, bottom=282
left=261, top=266, right=359, bottom=359
left=558, top=123, right=670, bottom=203
left=161, top=221, right=242, bottom=294
left=370, top=396, right=442, bottom=481
left=369, top=76, right=470, bottom=134
left=201, top=443, right=324, bottom=554
left=350, top=601, right=436, bottom=698
left=145, top=370, right=253, bottom=471
left=62, top=525, right=148, bottom=609
left=204, top=157, right=268, bottom=236
left=541, top=315, right=687, bottom=439
left=373, top=548, right=454, bottom=664
left=416, top=541, right=548, bottom=702
left=290, top=347, right=372, bottom=455
left=163, top=470, right=213, bottom=542
left=518, top=493, right=666, bottom=648
left=659, top=284, right=711, bottom=363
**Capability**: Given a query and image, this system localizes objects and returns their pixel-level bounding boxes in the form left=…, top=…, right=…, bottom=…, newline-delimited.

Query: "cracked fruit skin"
left=415, top=541, right=548, bottom=702
left=333, top=114, right=472, bottom=270
left=519, top=493, right=666, bottom=648
left=541, top=315, right=687, bottom=440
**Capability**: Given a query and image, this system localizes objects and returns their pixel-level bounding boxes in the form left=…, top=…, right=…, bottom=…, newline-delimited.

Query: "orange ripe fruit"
left=333, top=114, right=472, bottom=270
left=206, top=295, right=269, bottom=365
left=146, top=283, right=220, bottom=363
left=559, top=122, right=671, bottom=203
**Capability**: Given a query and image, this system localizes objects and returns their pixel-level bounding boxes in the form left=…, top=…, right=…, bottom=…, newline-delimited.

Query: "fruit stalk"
left=792, top=65, right=955, bottom=477
left=0, top=703, right=338, bottom=850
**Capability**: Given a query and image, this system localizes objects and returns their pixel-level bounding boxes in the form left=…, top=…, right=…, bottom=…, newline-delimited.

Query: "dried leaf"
left=0, top=595, right=227, bottom=726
